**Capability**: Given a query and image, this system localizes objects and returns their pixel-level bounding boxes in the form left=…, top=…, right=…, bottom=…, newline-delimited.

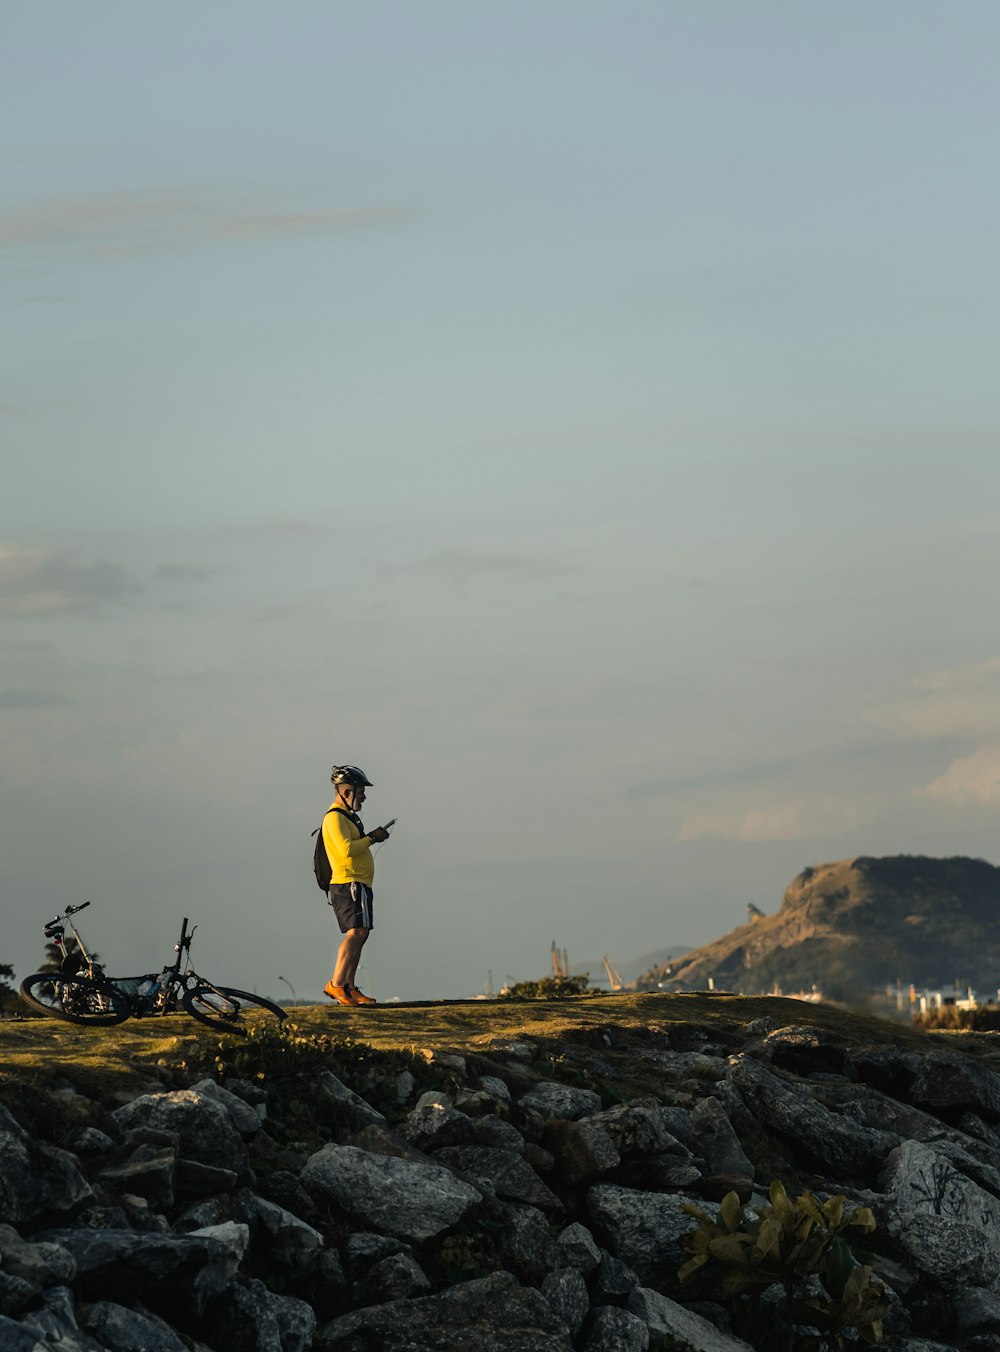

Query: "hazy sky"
left=3, top=2, right=999, bottom=1003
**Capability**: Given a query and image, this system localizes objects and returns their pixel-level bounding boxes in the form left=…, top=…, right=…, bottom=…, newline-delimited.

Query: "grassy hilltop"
left=3, top=990, right=998, bottom=1107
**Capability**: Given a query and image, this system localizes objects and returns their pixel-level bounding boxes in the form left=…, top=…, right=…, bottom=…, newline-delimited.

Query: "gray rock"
left=582, top=1306, right=650, bottom=1351
left=99, top=1144, right=176, bottom=1208
left=518, top=1081, right=602, bottom=1121
left=415, top=1090, right=453, bottom=1110
left=490, top=1041, right=537, bottom=1062
left=0, top=1224, right=76, bottom=1290
left=189, top=1220, right=250, bottom=1280
left=396, top=1069, right=416, bottom=1103
left=587, top=1184, right=698, bottom=1277
left=498, top=1202, right=556, bottom=1282
left=224, top=1077, right=268, bottom=1105
left=68, top=1127, right=115, bottom=1155
left=401, top=1103, right=477, bottom=1150
left=454, top=1089, right=505, bottom=1116
left=250, top=1196, right=324, bottom=1275
left=0, top=1272, right=37, bottom=1317
left=472, top=1113, right=526, bottom=1155
left=19, top=1285, right=106, bottom=1352
left=176, top=1157, right=239, bottom=1195
left=955, top=1286, right=1000, bottom=1331
left=587, top=1102, right=688, bottom=1159
left=318, top=1270, right=572, bottom=1351
left=880, top=1139, right=1000, bottom=1284
left=81, top=1300, right=188, bottom=1352
left=0, top=1103, right=93, bottom=1225
left=541, top=1268, right=589, bottom=1336
left=626, top=1286, right=755, bottom=1350
left=553, top=1221, right=602, bottom=1274
left=479, top=1075, right=512, bottom=1099
left=358, top=1251, right=431, bottom=1304
left=0, top=1313, right=59, bottom=1350
left=593, top=1251, right=641, bottom=1302
left=190, top=1079, right=265, bottom=1135
left=543, top=1118, right=621, bottom=1186
left=343, top=1232, right=416, bottom=1276
left=316, top=1070, right=387, bottom=1129
left=911, top=1051, right=1000, bottom=1121
left=727, top=1055, right=880, bottom=1175
left=689, top=1097, right=754, bottom=1178
left=433, top=1145, right=562, bottom=1214
left=301, top=1143, right=480, bottom=1242
left=111, top=1090, right=248, bottom=1174
left=203, top=1276, right=316, bottom=1352
left=39, top=1227, right=236, bottom=1321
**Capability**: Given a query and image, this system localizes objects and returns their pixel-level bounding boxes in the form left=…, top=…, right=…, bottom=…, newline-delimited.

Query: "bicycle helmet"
left=331, top=765, right=374, bottom=787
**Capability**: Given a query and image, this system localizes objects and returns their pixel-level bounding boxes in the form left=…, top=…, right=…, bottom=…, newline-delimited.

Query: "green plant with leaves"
left=501, top=974, right=593, bottom=999
left=679, top=1181, right=891, bottom=1351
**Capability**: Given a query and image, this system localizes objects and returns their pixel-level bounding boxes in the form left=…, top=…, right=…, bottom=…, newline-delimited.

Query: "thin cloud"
left=154, top=562, right=221, bottom=584
left=0, top=544, right=137, bottom=616
left=916, top=745, right=1000, bottom=806
left=389, top=549, right=572, bottom=592
left=0, top=188, right=415, bottom=259
left=0, top=688, right=70, bottom=709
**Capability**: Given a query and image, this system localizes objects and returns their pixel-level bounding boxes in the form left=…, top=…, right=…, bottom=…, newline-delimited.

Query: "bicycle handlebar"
left=65, top=901, right=91, bottom=916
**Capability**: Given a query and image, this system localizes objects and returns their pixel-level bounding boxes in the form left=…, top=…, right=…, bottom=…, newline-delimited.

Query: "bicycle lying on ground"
left=19, top=903, right=286, bottom=1036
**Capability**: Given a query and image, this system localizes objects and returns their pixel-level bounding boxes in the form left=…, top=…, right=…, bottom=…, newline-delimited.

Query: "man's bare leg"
left=332, top=928, right=369, bottom=989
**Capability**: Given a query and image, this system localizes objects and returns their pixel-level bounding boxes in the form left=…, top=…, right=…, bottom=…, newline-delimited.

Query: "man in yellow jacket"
left=322, top=765, right=390, bottom=1006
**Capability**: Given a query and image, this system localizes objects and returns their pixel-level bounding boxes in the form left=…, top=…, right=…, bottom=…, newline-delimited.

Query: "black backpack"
left=312, top=807, right=365, bottom=892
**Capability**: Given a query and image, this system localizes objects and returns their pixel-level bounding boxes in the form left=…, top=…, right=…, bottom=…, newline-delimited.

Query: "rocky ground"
left=3, top=993, right=1000, bottom=1351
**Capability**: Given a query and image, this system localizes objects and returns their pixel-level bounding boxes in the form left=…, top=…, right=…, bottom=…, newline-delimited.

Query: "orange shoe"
left=351, top=987, right=377, bottom=1005
left=324, top=981, right=354, bottom=1006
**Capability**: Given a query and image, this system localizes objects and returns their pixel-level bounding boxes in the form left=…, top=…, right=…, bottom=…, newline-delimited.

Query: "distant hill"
left=634, top=855, right=1000, bottom=1001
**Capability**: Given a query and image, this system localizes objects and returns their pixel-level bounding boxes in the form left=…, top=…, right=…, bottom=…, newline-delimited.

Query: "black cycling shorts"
left=328, top=882, right=374, bottom=933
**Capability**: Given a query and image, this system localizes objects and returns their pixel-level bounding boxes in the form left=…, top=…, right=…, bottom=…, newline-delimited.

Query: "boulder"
left=433, top=1145, right=562, bottom=1214
left=911, top=1052, right=1000, bottom=1122
left=190, top=1079, right=265, bottom=1136
left=317, top=1270, right=573, bottom=1351
left=80, top=1300, right=188, bottom=1352
left=541, top=1267, right=589, bottom=1336
left=552, top=1221, right=602, bottom=1274
left=727, top=1056, right=881, bottom=1176
left=176, top=1157, right=239, bottom=1196
left=587, top=1184, right=697, bottom=1277
left=301, top=1143, right=480, bottom=1242
left=99, top=1143, right=177, bottom=1208
left=587, top=1102, right=689, bottom=1159
left=593, top=1251, right=640, bottom=1302
left=111, top=1090, right=248, bottom=1174
left=355, top=1251, right=430, bottom=1305
left=38, top=1228, right=236, bottom=1322
left=478, top=1075, right=512, bottom=1099
left=581, top=1306, right=650, bottom=1351
left=955, top=1286, right=1000, bottom=1331
left=543, top=1118, right=621, bottom=1185
left=203, top=1275, right=316, bottom=1352
left=496, top=1202, right=556, bottom=1282
left=518, top=1082, right=602, bottom=1121
left=689, top=1097, right=754, bottom=1178
left=316, top=1071, right=387, bottom=1130
left=401, top=1103, right=478, bottom=1150
left=0, top=1103, right=93, bottom=1225
left=17, top=1285, right=106, bottom=1352
left=472, top=1114, right=526, bottom=1155
left=250, top=1196, right=324, bottom=1276
left=627, top=1287, right=755, bottom=1351
left=880, top=1139, right=1000, bottom=1285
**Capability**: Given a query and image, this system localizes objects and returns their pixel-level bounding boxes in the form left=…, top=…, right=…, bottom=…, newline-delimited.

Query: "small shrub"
left=679, top=1181, right=890, bottom=1351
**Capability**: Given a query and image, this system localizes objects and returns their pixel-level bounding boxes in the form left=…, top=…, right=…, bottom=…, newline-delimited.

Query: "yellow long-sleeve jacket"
left=321, top=804, right=375, bottom=886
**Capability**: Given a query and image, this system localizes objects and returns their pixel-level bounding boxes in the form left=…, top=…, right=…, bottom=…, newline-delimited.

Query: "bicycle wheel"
left=182, top=985, right=286, bottom=1034
left=19, top=972, right=130, bottom=1026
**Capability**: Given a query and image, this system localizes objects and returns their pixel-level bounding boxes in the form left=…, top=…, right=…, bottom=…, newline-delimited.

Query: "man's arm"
left=324, top=810, right=373, bottom=862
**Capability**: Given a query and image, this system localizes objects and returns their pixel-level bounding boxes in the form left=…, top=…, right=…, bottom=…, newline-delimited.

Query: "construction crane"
left=602, top=955, right=623, bottom=991
left=551, top=941, right=569, bottom=980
